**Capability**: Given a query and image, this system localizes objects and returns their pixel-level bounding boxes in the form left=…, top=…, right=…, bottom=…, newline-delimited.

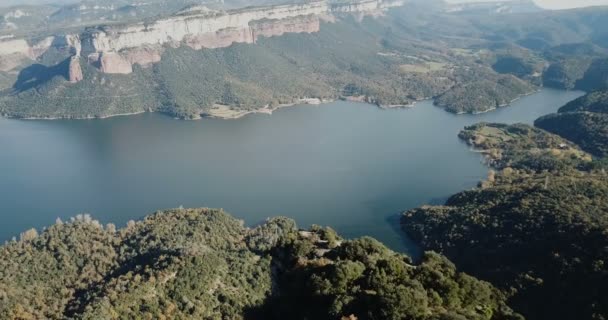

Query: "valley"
left=1, top=0, right=608, bottom=319
left=1, top=0, right=607, bottom=119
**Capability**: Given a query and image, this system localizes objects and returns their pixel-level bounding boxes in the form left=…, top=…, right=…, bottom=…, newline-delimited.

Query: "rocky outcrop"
left=331, top=0, right=404, bottom=13
left=184, top=27, right=255, bottom=50
left=330, top=0, right=405, bottom=21
left=0, top=53, right=26, bottom=72
left=252, top=15, right=320, bottom=40
left=98, top=52, right=133, bottom=74
left=0, top=35, right=80, bottom=71
left=122, top=46, right=163, bottom=67
left=0, top=38, right=36, bottom=71
left=330, top=0, right=383, bottom=13
left=76, top=0, right=396, bottom=75
left=0, top=38, right=31, bottom=57
left=31, top=37, right=55, bottom=57
left=56, top=35, right=82, bottom=56
left=0, top=0, right=406, bottom=76
left=68, top=56, right=83, bottom=83
left=79, top=2, right=322, bottom=56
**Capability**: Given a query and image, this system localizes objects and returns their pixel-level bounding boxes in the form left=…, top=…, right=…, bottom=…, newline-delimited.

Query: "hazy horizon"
left=2, top=0, right=608, bottom=9
left=446, top=0, right=608, bottom=10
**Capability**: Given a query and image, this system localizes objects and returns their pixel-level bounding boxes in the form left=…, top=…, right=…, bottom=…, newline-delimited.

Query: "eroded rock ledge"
left=0, top=0, right=405, bottom=80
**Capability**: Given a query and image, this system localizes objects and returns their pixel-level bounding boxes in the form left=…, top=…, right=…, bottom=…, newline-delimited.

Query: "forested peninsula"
left=402, top=89, right=608, bottom=320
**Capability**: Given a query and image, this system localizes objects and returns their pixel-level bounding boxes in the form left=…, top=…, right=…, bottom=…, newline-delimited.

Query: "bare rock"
left=122, top=46, right=163, bottom=67
left=98, top=52, right=133, bottom=74
left=68, top=56, right=84, bottom=83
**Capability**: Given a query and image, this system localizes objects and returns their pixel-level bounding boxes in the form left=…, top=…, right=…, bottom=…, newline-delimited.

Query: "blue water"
left=0, top=88, right=583, bottom=255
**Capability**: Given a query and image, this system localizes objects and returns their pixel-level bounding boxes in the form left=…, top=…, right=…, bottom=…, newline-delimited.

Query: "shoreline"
left=7, top=111, right=148, bottom=121
left=202, top=98, right=329, bottom=120
left=1, top=88, right=547, bottom=121
left=452, top=88, right=541, bottom=115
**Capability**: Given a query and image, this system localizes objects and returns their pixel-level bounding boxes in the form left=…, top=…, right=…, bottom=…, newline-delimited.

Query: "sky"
left=447, top=0, right=608, bottom=9
left=533, top=0, right=608, bottom=9
left=3, top=0, right=608, bottom=9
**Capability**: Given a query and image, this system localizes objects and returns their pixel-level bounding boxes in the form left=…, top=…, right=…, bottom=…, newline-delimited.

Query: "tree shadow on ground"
left=12, top=58, right=70, bottom=92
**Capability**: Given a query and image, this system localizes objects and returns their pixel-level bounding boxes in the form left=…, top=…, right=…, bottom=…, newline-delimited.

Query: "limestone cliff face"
left=80, top=0, right=396, bottom=74
left=0, top=35, right=78, bottom=71
left=68, top=56, right=84, bottom=83
left=80, top=1, right=329, bottom=55
left=0, top=38, right=32, bottom=58
left=330, top=0, right=382, bottom=13
left=252, top=15, right=320, bottom=40
left=0, top=0, right=406, bottom=77
left=122, top=46, right=163, bottom=67
left=0, top=37, right=55, bottom=71
left=330, top=0, right=405, bottom=21
left=183, top=27, right=255, bottom=50
left=98, top=52, right=133, bottom=74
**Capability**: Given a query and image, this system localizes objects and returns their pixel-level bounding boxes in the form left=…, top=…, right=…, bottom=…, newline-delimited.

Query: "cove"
left=0, top=88, right=584, bottom=255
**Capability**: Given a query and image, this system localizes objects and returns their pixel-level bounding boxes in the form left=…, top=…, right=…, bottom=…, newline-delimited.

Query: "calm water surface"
left=0, top=88, right=583, bottom=255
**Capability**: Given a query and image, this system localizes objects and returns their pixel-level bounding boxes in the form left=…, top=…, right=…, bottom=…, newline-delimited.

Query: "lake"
left=0, top=88, right=584, bottom=255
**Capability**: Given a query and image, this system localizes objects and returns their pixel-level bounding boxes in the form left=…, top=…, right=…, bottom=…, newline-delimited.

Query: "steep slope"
left=434, top=73, right=535, bottom=114
left=0, top=208, right=522, bottom=320
left=0, top=3, right=540, bottom=119
left=558, top=90, right=608, bottom=113
left=401, top=90, right=608, bottom=320
left=402, top=172, right=608, bottom=320
left=535, top=90, right=608, bottom=157
left=2, top=2, right=608, bottom=119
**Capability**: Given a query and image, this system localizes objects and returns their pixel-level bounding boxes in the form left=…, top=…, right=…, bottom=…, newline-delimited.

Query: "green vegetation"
left=536, top=112, right=608, bottom=157
left=535, top=90, right=608, bottom=157
left=542, top=57, right=595, bottom=89
left=0, top=14, right=538, bottom=119
left=402, top=172, right=608, bottom=320
left=559, top=90, right=608, bottom=113
left=0, top=209, right=521, bottom=320
left=0, top=60, right=159, bottom=119
left=575, top=59, right=608, bottom=91
left=459, top=123, right=591, bottom=172
left=21, top=2, right=608, bottom=119
left=402, top=89, right=608, bottom=320
left=3, top=2, right=608, bottom=119
left=0, top=1, right=608, bottom=118
left=434, top=74, right=535, bottom=114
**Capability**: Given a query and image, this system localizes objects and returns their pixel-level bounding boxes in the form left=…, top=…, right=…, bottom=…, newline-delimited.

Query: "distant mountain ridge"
left=1, top=0, right=607, bottom=120
left=0, top=0, right=404, bottom=80
left=444, top=0, right=541, bottom=14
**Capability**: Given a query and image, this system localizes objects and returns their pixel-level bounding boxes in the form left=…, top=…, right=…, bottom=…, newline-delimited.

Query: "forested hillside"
left=402, top=90, right=608, bottom=320
left=536, top=89, right=608, bottom=157
left=3, top=2, right=608, bottom=119
left=0, top=8, right=538, bottom=119
left=0, top=208, right=521, bottom=320
left=458, top=122, right=591, bottom=172
left=402, top=172, right=608, bottom=320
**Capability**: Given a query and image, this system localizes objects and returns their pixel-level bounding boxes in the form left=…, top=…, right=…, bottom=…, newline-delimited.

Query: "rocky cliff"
left=0, top=0, right=405, bottom=82
left=68, top=56, right=83, bottom=83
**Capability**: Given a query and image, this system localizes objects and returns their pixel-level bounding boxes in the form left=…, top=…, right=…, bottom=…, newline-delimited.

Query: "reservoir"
left=0, top=88, right=583, bottom=255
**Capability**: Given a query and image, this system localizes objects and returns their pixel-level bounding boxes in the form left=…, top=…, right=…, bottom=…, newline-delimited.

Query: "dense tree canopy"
left=0, top=209, right=521, bottom=320
left=402, top=172, right=608, bottom=320
left=536, top=89, right=608, bottom=157
left=403, top=89, right=608, bottom=320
